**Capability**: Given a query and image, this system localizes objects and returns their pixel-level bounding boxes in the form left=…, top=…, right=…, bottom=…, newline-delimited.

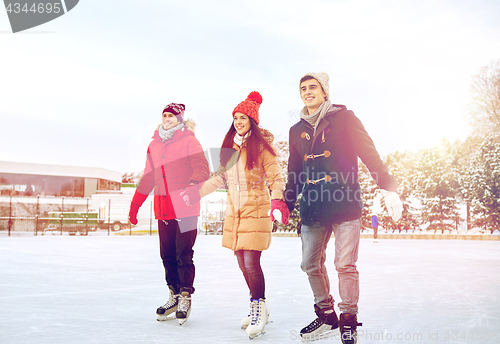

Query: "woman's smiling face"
left=233, top=112, right=251, bottom=136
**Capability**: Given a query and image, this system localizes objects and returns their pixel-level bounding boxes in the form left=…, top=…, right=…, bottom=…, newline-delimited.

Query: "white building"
left=0, top=160, right=122, bottom=198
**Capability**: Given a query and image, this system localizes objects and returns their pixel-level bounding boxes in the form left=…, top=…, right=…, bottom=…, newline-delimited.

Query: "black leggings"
left=235, top=250, right=265, bottom=300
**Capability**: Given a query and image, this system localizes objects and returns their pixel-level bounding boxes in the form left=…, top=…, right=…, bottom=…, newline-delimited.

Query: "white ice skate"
left=156, top=287, right=178, bottom=321
left=176, top=291, right=191, bottom=325
left=246, top=299, right=267, bottom=339
left=241, top=302, right=270, bottom=329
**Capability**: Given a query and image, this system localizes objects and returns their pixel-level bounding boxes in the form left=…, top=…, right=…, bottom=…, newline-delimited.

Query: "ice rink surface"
left=1, top=235, right=499, bottom=344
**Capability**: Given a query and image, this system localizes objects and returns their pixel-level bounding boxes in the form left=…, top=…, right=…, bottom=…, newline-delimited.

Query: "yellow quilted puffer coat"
left=199, top=136, right=285, bottom=251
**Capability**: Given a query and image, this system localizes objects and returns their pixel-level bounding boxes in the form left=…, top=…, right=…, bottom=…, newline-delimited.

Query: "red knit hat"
left=232, top=91, right=263, bottom=125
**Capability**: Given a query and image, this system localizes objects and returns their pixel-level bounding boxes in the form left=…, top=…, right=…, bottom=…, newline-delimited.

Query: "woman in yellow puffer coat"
left=182, top=91, right=289, bottom=339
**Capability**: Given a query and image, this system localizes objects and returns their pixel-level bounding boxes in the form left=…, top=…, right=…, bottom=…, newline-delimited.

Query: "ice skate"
left=176, top=290, right=191, bottom=325
left=246, top=299, right=267, bottom=339
left=300, top=305, right=339, bottom=342
left=339, top=313, right=362, bottom=344
left=156, top=286, right=178, bottom=321
left=373, top=239, right=379, bottom=243
left=241, top=302, right=270, bottom=329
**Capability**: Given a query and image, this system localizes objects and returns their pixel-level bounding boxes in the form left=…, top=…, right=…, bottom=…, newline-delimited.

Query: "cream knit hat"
left=300, top=72, right=330, bottom=100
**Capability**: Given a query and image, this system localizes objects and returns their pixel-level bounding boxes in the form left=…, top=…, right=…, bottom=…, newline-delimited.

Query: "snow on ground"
left=1, top=235, right=499, bottom=344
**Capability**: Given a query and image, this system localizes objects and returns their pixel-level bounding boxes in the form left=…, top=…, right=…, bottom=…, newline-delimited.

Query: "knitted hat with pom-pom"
left=163, top=103, right=185, bottom=121
left=232, top=91, right=263, bottom=125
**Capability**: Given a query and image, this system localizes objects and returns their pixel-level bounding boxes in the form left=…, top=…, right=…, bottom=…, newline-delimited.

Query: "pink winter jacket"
left=132, top=120, right=209, bottom=220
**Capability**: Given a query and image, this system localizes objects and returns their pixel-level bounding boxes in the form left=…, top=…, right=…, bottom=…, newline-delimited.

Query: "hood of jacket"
left=237, top=127, right=276, bottom=153
left=153, top=119, right=196, bottom=141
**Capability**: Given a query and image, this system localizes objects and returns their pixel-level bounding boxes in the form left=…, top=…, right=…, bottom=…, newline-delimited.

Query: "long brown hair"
left=220, top=117, right=276, bottom=170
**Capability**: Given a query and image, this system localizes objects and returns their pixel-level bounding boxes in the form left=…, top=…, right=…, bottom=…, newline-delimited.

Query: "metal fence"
left=0, top=194, right=226, bottom=236
left=0, top=194, right=128, bottom=236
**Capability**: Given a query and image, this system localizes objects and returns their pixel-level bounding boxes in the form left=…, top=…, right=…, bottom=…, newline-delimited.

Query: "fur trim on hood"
left=259, top=128, right=276, bottom=153
left=156, top=118, right=196, bottom=132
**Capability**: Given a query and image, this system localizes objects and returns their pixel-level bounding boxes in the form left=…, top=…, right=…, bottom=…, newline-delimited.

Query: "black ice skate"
left=156, top=286, right=178, bottom=321
left=300, top=305, right=339, bottom=342
left=176, top=290, right=192, bottom=325
left=339, top=313, right=362, bottom=344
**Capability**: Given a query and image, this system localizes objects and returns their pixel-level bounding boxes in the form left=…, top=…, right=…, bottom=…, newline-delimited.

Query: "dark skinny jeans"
left=235, top=249, right=265, bottom=300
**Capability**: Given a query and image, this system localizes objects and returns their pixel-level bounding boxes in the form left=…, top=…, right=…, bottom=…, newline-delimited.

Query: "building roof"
left=0, top=161, right=122, bottom=183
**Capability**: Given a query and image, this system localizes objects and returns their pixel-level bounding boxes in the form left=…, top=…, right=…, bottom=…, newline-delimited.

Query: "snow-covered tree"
left=467, top=136, right=500, bottom=233
left=273, top=140, right=301, bottom=233
left=380, top=151, right=420, bottom=232
left=467, top=60, right=500, bottom=137
left=122, top=172, right=142, bottom=184
left=358, top=160, right=379, bottom=230
left=274, top=140, right=289, bottom=184
left=414, top=140, right=462, bottom=233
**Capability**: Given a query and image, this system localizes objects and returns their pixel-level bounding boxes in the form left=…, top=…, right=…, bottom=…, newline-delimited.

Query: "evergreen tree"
left=358, top=160, right=378, bottom=230
left=381, top=151, right=420, bottom=232
left=414, top=140, right=461, bottom=233
left=468, top=136, right=500, bottom=233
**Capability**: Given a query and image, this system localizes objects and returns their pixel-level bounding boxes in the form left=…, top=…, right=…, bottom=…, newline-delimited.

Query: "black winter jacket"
left=284, top=105, right=397, bottom=226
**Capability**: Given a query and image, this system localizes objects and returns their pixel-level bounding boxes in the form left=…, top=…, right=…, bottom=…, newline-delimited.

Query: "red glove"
left=128, top=203, right=140, bottom=225
left=270, top=199, right=289, bottom=225
left=180, top=184, right=201, bottom=206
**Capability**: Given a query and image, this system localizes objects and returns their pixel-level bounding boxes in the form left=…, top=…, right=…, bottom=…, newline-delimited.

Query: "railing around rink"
left=0, top=195, right=132, bottom=237
left=3, top=193, right=496, bottom=238
left=0, top=194, right=226, bottom=237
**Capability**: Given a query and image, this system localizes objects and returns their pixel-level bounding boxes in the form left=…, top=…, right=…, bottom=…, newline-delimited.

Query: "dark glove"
left=128, top=203, right=140, bottom=225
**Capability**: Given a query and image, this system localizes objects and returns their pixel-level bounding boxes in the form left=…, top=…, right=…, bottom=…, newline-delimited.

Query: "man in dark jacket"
left=284, top=72, right=402, bottom=343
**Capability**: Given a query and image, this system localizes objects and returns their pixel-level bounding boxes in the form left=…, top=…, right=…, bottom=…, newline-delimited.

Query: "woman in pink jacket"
left=128, top=103, right=209, bottom=325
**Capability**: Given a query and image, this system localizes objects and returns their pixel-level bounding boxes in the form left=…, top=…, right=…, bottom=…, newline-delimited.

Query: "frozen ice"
left=1, top=235, right=499, bottom=343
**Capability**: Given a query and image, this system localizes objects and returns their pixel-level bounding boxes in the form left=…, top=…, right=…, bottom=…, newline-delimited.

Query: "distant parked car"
left=43, top=224, right=60, bottom=235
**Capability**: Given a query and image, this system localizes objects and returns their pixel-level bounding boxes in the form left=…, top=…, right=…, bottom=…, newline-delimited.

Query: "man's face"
left=300, top=78, right=327, bottom=114
left=162, top=112, right=180, bottom=130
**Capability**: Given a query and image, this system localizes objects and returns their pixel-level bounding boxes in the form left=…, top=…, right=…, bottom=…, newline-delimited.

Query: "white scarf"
left=233, top=131, right=251, bottom=147
left=158, top=122, right=185, bottom=141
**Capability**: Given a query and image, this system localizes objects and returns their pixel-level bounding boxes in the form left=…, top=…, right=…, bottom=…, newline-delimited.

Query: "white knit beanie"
left=300, top=72, right=330, bottom=100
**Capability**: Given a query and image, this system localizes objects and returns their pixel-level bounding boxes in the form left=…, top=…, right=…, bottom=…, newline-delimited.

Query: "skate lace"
left=250, top=300, right=260, bottom=325
left=304, top=317, right=325, bottom=332
left=161, top=294, right=178, bottom=309
left=178, top=294, right=191, bottom=312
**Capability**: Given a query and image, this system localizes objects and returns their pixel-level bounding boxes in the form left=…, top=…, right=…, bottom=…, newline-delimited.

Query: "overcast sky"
left=1, top=0, right=500, bottom=174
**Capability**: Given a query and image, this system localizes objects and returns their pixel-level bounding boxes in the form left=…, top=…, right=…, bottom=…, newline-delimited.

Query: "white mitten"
left=272, top=209, right=282, bottom=224
left=382, top=191, right=403, bottom=222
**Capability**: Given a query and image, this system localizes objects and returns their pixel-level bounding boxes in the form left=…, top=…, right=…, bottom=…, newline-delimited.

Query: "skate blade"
left=178, top=318, right=188, bottom=325
left=248, top=331, right=265, bottom=339
left=156, top=314, right=176, bottom=321
left=300, top=328, right=339, bottom=342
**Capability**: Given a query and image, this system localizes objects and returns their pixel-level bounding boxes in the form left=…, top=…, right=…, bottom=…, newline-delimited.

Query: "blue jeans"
left=300, top=219, right=360, bottom=314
